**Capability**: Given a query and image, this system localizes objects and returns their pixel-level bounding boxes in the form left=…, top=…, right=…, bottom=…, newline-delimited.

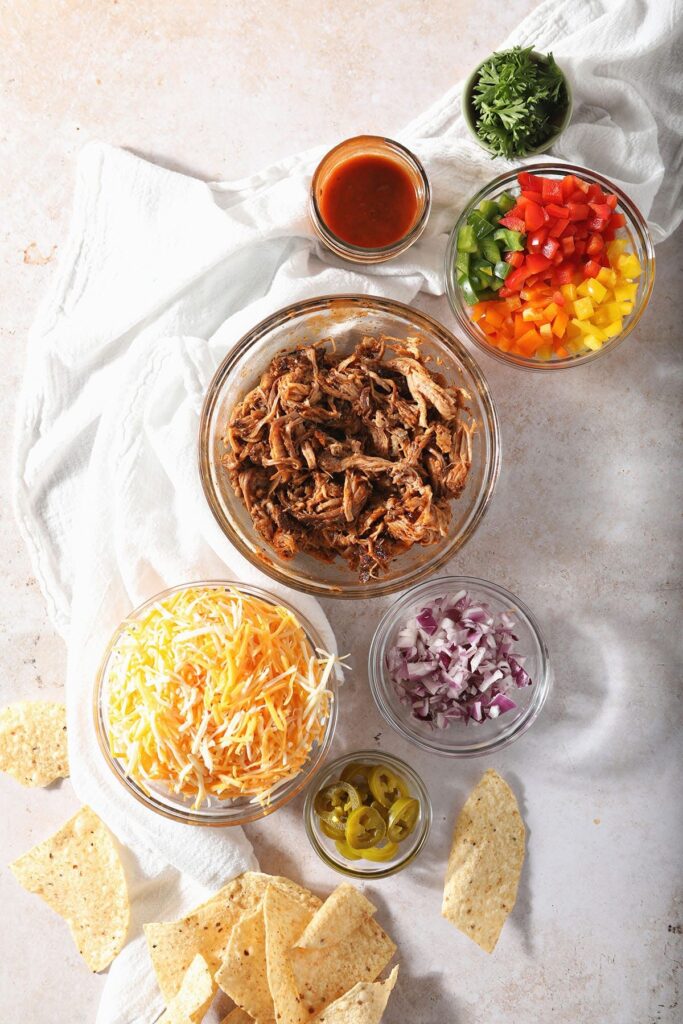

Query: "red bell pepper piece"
left=508, top=204, right=527, bottom=221
left=588, top=216, right=608, bottom=231
left=568, top=202, right=590, bottom=221
left=527, top=228, right=548, bottom=251
left=548, top=217, right=570, bottom=238
left=586, top=233, right=604, bottom=256
left=541, top=177, right=563, bottom=203
left=545, top=203, right=569, bottom=219
left=608, top=212, right=626, bottom=229
left=517, top=171, right=542, bottom=191
left=561, top=175, right=578, bottom=201
left=504, top=266, right=530, bottom=291
left=606, top=193, right=618, bottom=210
left=525, top=253, right=551, bottom=274
left=504, top=250, right=525, bottom=267
left=584, top=259, right=602, bottom=278
left=589, top=202, right=611, bottom=221
left=524, top=201, right=545, bottom=231
left=555, top=263, right=576, bottom=285
left=553, top=290, right=566, bottom=306
left=542, top=237, right=560, bottom=259
left=586, top=183, right=607, bottom=202
left=499, top=214, right=526, bottom=232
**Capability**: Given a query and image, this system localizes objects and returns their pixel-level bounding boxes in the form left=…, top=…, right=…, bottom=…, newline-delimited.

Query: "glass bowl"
left=444, top=162, right=655, bottom=370
left=368, top=576, right=551, bottom=757
left=94, top=580, right=338, bottom=827
left=199, top=295, right=500, bottom=600
left=309, top=135, right=431, bottom=263
left=303, top=750, right=432, bottom=879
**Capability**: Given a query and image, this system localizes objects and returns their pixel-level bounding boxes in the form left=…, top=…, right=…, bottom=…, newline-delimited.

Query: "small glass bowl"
left=368, top=576, right=551, bottom=757
left=462, top=51, right=572, bottom=157
left=94, top=580, right=338, bottom=827
left=444, top=162, right=656, bottom=370
left=309, top=135, right=431, bottom=263
left=199, top=295, right=500, bottom=600
left=303, top=750, right=431, bottom=879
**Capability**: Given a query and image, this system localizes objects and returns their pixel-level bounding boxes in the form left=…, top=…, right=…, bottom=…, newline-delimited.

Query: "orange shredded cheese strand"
left=105, top=586, right=335, bottom=808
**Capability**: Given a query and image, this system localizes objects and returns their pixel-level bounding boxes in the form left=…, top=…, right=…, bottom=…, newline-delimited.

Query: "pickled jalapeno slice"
left=387, top=796, right=420, bottom=843
left=345, top=805, right=387, bottom=850
left=314, top=781, right=361, bottom=834
left=368, top=764, right=410, bottom=808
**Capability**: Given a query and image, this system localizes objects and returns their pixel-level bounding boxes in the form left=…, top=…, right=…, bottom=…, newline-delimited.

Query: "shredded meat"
left=224, top=334, right=476, bottom=581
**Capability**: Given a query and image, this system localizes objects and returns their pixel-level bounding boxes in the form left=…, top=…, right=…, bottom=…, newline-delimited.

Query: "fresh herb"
left=471, top=46, right=568, bottom=158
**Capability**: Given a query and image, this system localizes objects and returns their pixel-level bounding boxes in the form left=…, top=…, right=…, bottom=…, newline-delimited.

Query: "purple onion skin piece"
left=387, top=591, right=533, bottom=729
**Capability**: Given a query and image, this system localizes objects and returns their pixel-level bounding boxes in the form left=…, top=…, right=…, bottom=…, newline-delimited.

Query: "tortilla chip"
left=292, top=916, right=396, bottom=1017
left=0, top=701, right=68, bottom=787
left=215, top=904, right=272, bottom=1023
left=158, top=954, right=215, bottom=1023
left=220, top=1010, right=254, bottom=1024
left=296, top=884, right=376, bottom=950
left=146, top=872, right=320, bottom=1003
left=264, top=884, right=316, bottom=1024
left=10, top=805, right=129, bottom=971
left=315, top=966, right=399, bottom=1024
left=442, top=769, right=525, bottom=953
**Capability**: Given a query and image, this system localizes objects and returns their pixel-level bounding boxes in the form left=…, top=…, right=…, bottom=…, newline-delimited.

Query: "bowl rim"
left=368, top=575, right=552, bottom=757
left=461, top=49, right=573, bottom=157
left=93, top=579, right=338, bottom=827
left=444, top=161, right=656, bottom=371
left=303, top=748, right=432, bottom=879
left=199, top=293, right=502, bottom=599
left=309, top=134, right=432, bottom=263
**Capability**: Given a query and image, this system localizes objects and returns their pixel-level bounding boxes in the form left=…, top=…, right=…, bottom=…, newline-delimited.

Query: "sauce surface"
left=318, top=153, right=419, bottom=249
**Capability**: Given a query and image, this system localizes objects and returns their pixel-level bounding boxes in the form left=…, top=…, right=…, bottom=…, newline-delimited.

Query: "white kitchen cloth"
left=12, top=0, right=681, bottom=1021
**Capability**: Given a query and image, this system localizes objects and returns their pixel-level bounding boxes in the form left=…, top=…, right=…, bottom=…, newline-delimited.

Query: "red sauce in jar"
left=318, top=153, right=420, bottom=249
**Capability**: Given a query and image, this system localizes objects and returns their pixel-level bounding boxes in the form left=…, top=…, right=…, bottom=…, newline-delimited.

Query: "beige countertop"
left=1, top=2, right=681, bottom=1022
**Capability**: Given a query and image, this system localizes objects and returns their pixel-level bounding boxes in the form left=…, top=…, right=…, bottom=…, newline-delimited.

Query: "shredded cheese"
left=105, top=586, right=336, bottom=808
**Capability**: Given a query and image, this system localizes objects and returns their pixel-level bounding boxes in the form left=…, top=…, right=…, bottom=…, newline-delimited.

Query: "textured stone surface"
left=1, top=2, right=681, bottom=1022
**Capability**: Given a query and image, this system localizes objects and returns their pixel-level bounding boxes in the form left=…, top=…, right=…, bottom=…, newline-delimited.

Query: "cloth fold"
left=13, top=1, right=681, bottom=1021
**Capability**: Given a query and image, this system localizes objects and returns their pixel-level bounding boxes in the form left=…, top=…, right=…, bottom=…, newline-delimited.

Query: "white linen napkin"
left=12, top=0, right=681, bottom=1021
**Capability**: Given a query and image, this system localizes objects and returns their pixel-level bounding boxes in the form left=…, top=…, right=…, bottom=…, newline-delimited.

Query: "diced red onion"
left=387, top=590, right=534, bottom=729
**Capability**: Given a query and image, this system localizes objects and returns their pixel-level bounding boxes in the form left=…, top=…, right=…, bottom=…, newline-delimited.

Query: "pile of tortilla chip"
left=145, top=873, right=398, bottom=1024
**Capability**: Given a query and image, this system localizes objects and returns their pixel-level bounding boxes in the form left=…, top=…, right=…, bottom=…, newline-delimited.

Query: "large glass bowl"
left=303, top=750, right=432, bottom=879
left=199, top=295, right=500, bottom=600
left=94, top=580, right=338, bottom=826
left=444, top=162, right=655, bottom=370
left=368, top=576, right=551, bottom=757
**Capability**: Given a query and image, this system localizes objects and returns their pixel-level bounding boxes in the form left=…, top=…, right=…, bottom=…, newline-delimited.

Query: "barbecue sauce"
left=318, top=153, right=420, bottom=249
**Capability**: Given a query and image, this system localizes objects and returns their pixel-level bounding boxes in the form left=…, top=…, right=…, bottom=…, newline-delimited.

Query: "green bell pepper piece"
left=477, top=199, right=500, bottom=221
left=481, top=238, right=501, bottom=265
left=493, top=227, right=525, bottom=252
left=496, top=191, right=516, bottom=214
left=467, top=210, right=496, bottom=239
left=460, top=277, right=479, bottom=306
left=457, top=224, right=478, bottom=253
left=494, top=260, right=512, bottom=280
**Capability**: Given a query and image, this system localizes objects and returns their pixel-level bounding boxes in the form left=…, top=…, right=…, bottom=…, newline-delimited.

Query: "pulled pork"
left=224, top=335, right=475, bottom=581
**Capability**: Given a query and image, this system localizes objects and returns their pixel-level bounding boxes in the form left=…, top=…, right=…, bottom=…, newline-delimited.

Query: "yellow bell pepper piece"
left=586, top=278, right=608, bottom=303
left=573, top=296, right=595, bottom=321
left=597, top=267, right=617, bottom=288
left=584, top=334, right=603, bottom=351
left=614, top=283, right=638, bottom=302
left=560, top=283, right=578, bottom=302
left=617, top=253, right=642, bottom=278
left=602, top=319, right=623, bottom=339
